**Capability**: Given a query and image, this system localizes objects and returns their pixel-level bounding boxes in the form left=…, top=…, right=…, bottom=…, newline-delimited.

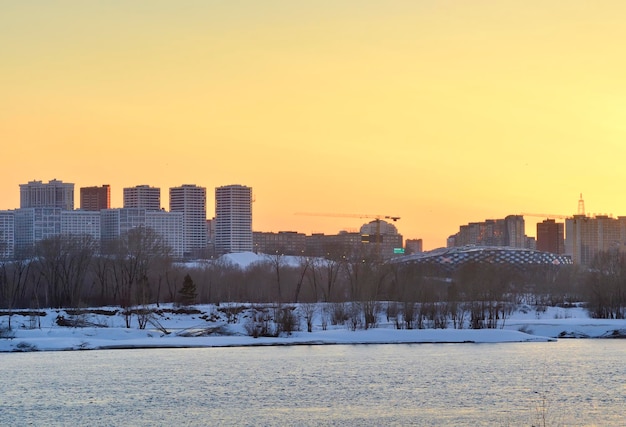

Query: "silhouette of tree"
left=179, top=273, right=197, bottom=306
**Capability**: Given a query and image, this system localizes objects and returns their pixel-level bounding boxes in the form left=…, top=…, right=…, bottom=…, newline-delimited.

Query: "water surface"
left=1, top=340, right=624, bottom=426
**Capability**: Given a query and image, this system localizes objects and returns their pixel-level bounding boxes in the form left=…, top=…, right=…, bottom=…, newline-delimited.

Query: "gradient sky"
left=3, top=1, right=626, bottom=249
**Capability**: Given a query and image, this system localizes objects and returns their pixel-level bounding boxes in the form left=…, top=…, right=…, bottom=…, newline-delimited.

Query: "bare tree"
left=265, top=252, right=285, bottom=303
left=293, top=255, right=311, bottom=303
left=92, top=255, right=114, bottom=305
left=109, top=227, right=171, bottom=327
left=0, top=260, right=32, bottom=330
left=300, top=302, right=317, bottom=332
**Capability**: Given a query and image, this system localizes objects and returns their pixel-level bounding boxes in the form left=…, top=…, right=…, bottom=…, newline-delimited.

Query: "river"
left=1, top=340, right=625, bottom=426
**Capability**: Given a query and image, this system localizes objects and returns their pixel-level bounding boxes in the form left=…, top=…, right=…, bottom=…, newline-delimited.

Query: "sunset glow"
left=3, top=1, right=626, bottom=249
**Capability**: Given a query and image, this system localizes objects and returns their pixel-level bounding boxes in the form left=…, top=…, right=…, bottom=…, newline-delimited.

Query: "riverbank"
left=2, top=303, right=625, bottom=352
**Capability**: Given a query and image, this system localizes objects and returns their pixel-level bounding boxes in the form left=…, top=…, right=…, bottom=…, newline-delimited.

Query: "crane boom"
left=294, top=212, right=401, bottom=258
left=521, top=213, right=570, bottom=220
left=295, top=212, right=400, bottom=221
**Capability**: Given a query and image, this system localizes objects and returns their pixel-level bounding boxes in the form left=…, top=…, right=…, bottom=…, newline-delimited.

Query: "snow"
left=181, top=252, right=306, bottom=270
left=2, top=303, right=625, bottom=353
left=221, top=251, right=306, bottom=268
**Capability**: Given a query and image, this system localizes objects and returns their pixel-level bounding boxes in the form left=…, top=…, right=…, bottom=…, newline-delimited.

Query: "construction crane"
left=295, top=212, right=401, bottom=256
left=522, top=195, right=586, bottom=220
left=521, top=213, right=570, bottom=220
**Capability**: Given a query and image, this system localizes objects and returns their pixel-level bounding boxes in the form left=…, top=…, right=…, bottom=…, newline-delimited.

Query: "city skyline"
left=4, top=178, right=626, bottom=252
left=4, top=2, right=626, bottom=250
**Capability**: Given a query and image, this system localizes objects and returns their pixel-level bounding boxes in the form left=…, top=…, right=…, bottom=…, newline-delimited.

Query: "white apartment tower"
left=215, top=184, right=253, bottom=253
left=20, top=179, right=74, bottom=211
left=169, top=185, right=207, bottom=257
left=123, top=185, right=161, bottom=211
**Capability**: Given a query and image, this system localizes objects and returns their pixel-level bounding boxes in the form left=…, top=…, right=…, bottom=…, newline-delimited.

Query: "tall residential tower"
left=215, top=184, right=253, bottom=253
left=170, top=184, right=207, bottom=257
left=20, top=179, right=74, bottom=211
left=80, top=185, right=111, bottom=211
left=123, top=185, right=161, bottom=211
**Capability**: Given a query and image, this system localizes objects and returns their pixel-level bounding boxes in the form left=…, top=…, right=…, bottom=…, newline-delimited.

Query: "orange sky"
left=2, top=1, right=626, bottom=250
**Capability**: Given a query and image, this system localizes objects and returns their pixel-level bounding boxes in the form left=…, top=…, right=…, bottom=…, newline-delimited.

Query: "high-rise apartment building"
left=123, top=185, right=161, bottom=210
left=449, top=215, right=527, bottom=249
left=215, top=184, right=253, bottom=254
left=0, top=211, right=15, bottom=260
left=146, top=210, right=184, bottom=259
left=565, top=215, right=626, bottom=265
left=99, top=208, right=183, bottom=258
left=170, top=185, right=207, bottom=257
left=20, top=179, right=74, bottom=211
left=61, top=210, right=101, bottom=241
left=80, top=185, right=111, bottom=211
left=14, top=207, right=62, bottom=254
left=537, top=219, right=565, bottom=254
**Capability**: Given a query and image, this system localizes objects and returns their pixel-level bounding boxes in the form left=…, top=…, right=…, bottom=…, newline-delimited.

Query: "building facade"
left=449, top=215, right=527, bottom=249
left=170, top=185, right=207, bottom=257
left=14, top=207, right=62, bottom=254
left=253, top=231, right=306, bottom=255
left=80, top=185, right=111, bottom=211
left=405, top=238, right=423, bottom=254
left=123, top=185, right=161, bottom=211
left=359, top=220, right=403, bottom=258
left=20, top=179, right=74, bottom=211
left=215, top=184, right=253, bottom=254
left=565, top=215, right=626, bottom=265
left=100, top=208, right=147, bottom=251
left=146, top=210, right=184, bottom=259
left=0, top=211, right=15, bottom=260
left=60, top=210, right=101, bottom=241
left=536, top=219, right=565, bottom=254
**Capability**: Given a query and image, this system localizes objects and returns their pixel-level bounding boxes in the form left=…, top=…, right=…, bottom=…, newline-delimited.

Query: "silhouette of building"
left=123, top=185, right=161, bottom=210
left=397, top=246, right=572, bottom=273
left=0, top=211, right=15, bottom=260
left=20, top=179, right=74, bottom=211
left=305, top=231, right=362, bottom=258
left=536, top=219, right=564, bottom=254
left=405, top=238, right=423, bottom=254
left=296, top=221, right=403, bottom=260
left=170, top=185, right=207, bottom=257
left=359, top=220, right=403, bottom=257
left=80, top=185, right=111, bottom=211
left=253, top=231, right=306, bottom=255
left=215, top=185, right=253, bottom=254
left=565, top=215, right=626, bottom=265
left=449, top=215, right=527, bottom=249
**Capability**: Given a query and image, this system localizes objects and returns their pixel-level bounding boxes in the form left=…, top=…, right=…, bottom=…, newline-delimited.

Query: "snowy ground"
left=2, top=303, right=626, bottom=353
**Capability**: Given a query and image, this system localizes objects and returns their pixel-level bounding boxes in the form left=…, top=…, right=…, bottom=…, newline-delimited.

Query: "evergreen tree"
left=179, top=274, right=197, bottom=306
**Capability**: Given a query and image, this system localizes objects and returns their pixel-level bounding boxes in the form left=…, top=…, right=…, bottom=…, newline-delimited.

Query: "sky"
left=3, top=1, right=626, bottom=250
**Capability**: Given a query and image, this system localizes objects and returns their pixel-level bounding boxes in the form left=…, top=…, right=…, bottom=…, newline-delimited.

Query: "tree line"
left=2, top=227, right=626, bottom=328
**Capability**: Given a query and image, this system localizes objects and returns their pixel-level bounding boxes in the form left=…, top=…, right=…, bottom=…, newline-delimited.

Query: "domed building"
left=393, top=245, right=572, bottom=273
left=359, top=219, right=403, bottom=258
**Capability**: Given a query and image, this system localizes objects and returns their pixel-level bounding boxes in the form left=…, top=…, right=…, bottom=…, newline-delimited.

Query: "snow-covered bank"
left=2, top=304, right=625, bottom=353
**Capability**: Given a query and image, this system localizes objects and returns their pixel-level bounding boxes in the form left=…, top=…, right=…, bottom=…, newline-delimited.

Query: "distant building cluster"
left=565, top=214, right=626, bottom=265
left=253, top=220, right=404, bottom=259
left=0, top=180, right=253, bottom=260
left=447, top=215, right=534, bottom=250
left=6, top=180, right=622, bottom=267
left=1, top=179, right=409, bottom=262
left=442, top=211, right=626, bottom=267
